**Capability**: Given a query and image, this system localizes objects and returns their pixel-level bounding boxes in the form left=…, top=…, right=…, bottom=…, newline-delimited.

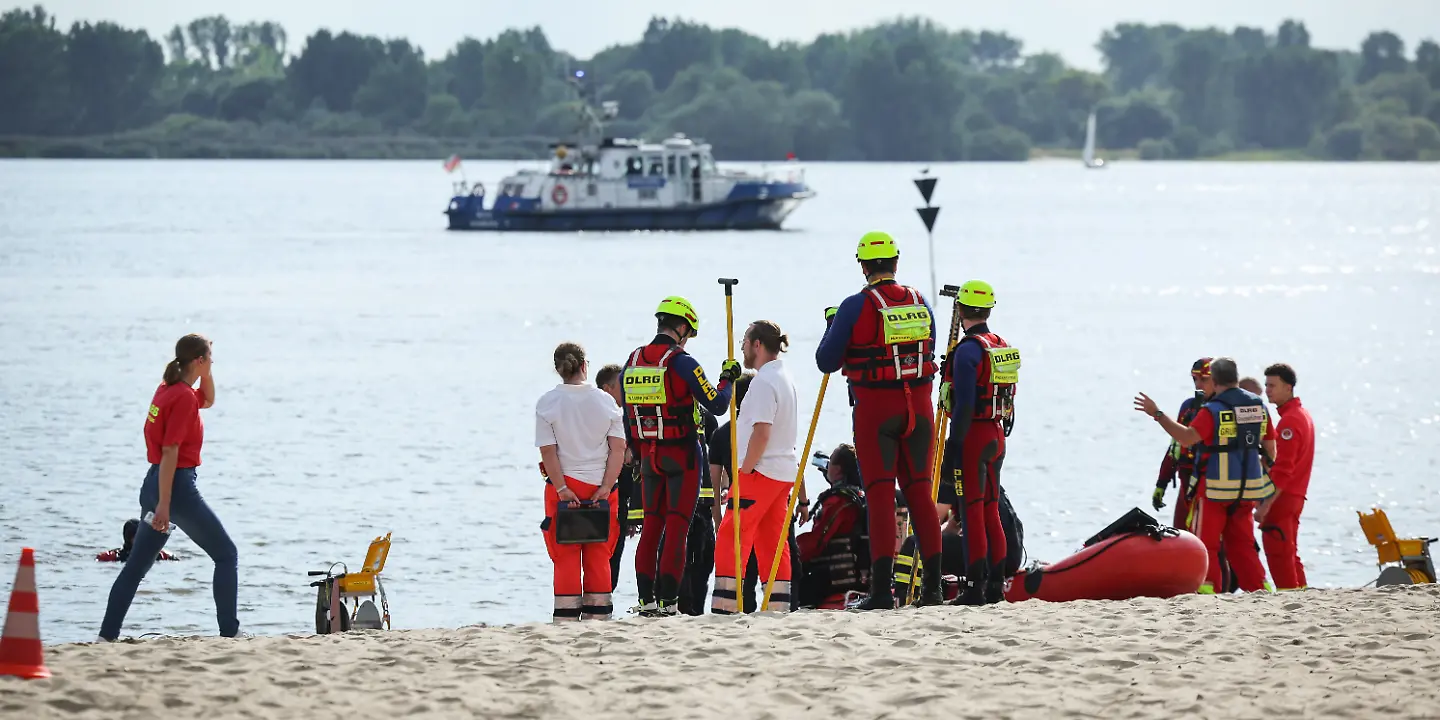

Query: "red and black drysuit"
left=816, top=279, right=944, bottom=608
left=942, top=322, right=1014, bottom=605
left=623, top=334, right=733, bottom=608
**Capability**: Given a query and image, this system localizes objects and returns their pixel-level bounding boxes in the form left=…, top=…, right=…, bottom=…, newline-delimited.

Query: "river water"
left=1, top=159, right=1437, bottom=644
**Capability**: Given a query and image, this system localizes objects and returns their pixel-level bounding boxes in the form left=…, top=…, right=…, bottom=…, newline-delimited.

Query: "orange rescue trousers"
left=1193, top=489, right=1269, bottom=593
left=543, top=476, right=620, bottom=621
left=712, top=471, right=794, bottom=613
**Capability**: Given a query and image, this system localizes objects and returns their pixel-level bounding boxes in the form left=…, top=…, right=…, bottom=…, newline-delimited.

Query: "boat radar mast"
left=565, top=70, right=620, bottom=145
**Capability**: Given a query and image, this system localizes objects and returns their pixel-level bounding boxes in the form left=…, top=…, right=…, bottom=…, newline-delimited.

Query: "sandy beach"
left=2, top=585, right=1437, bottom=719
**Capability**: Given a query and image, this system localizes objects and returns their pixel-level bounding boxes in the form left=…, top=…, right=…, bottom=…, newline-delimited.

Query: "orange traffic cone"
left=0, top=548, right=49, bottom=679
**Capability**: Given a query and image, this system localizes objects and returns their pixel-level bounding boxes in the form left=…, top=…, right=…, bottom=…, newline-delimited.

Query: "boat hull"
left=1005, top=529, right=1208, bottom=603
left=446, top=195, right=806, bottom=232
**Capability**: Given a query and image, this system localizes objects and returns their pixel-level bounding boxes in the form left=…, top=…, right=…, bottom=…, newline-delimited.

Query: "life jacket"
left=1200, top=387, right=1276, bottom=502
left=842, top=281, right=938, bottom=387
left=804, top=488, right=870, bottom=600
left=960, top=332, right=1020, bottom=424
left=623, top=344, right=699, bottom=445
left=1169, top=394, right=1205, bottom=479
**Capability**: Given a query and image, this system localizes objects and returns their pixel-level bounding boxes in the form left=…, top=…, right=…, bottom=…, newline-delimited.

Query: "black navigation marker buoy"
left=914, top=169, right=942, bottom=302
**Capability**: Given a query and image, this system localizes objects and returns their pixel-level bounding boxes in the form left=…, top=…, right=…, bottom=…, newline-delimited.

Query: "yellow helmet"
left=957, top=280, right=996, bottom=309
left=655, top=296, right=700, bottom=334
left=856, top=231, right=899, bottom=261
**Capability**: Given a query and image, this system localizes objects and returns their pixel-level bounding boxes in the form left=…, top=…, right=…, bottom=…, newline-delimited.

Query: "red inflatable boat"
left=1005, top=528, right=1207, bottom=603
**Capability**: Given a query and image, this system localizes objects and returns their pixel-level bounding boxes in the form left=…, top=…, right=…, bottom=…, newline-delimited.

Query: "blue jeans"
left=99, top=465, right=239, bottom=639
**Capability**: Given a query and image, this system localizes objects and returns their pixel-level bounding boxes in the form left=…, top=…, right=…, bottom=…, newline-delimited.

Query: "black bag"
left=555, top=501, right=611, bottom=545
left=1083, top=507, right=1160, bottom=547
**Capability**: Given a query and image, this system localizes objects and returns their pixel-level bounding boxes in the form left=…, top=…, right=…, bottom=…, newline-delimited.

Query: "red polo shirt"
left=144, top=383, right=204, bottom=467
left=1269, top=398, right=1315, bottom=498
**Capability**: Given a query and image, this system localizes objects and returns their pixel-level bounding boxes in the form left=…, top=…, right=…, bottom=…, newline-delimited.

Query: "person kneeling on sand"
left=536, top=343, right=626, bottom=621
left=96, top=519, right=180, bottom=563
left=796, top=444, right=869, bottom=608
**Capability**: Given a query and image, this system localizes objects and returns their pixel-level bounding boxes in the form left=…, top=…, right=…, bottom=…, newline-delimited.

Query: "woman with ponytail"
left=99, top=333, right=241, bottom=641
left=535, top=342, right=625, bottom=621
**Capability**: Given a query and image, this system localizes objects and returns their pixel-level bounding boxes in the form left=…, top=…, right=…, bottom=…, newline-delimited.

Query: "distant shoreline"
left=0, top=137, right=1378, bottom=163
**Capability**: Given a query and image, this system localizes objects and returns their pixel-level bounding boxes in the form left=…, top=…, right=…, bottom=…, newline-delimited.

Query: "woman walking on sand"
left=99, top=333, right=240, bottom=641
left=536, top=342, right=626, bottom=621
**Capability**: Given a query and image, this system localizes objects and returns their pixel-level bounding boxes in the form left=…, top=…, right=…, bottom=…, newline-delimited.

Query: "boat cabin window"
left=700, top=153, right=717, bottom=175
left=647, top=157, right=664, bottom=176
left=666, top=155, right=677, bottom=176
left=625, top=156, right=643, bottom=176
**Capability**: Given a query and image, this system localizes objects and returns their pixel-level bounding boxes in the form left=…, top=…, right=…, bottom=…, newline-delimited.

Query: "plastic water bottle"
left=142, top=511, right=171, bottom=535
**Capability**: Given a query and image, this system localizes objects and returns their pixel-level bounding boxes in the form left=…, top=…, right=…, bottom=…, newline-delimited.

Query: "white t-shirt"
left=736, top=357, right=799, bottom=482
left=534, top=383, right=625, bottom=485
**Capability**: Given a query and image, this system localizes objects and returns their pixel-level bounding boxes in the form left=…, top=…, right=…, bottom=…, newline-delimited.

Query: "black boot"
left=984, top=563, right=1006, bottom=605
left=912, top=554, right=945, bottom=607
left=655, top=574, right=680, bottom=616
left=857, top=558, right=896, bottom=610
left=951, top=561, right=988, bottom=606
left=634, top=574, right=658, bottom=615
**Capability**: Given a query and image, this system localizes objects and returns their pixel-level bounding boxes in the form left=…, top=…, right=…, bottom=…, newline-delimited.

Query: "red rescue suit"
left=946, top=328, right=1018, bottom=578
left=838, top=281, right=942, bottom=564
left=622, top=335, right=732, bottom=608
left=1260, top=397, right=1314, bottom=590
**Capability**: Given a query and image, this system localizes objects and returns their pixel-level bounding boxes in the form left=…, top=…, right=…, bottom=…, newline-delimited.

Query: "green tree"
left=0, top=6, right=70, bottom=134
left=602, top=69, right=656, bottom=120
left=1358, top=32, right=1407, bottom=83
left=1323, top=122, right=1364, bottom=159
left=287, top=30, right=386, bottom=113
left=841, top=36, right=965, bottom=160
left=1276, top=20, right=1310, bottom=49
left=1417, top=40, right=1440, bottom=89
left=967, top=126, right=1030, bottom=161
left=633, top=17, right=718, bottom=90
left=1137, top=137, right=1175, bottom=159
left=439, top=39, right=485, bottom=109
left=480, top=30, right=549, bottom=133
left=1098, top=23, right=1167, bottom=93
left=65, top=21, right=165, bottom=134
left=417, top=93, right=469, bottom=136
left=1167, top=30, right=1235, bottom=136
left=352, top=40, right=427, bottom=127
left=786, top=89, right=847, bottom=159
left=1096, top=92, right=1175, bottom=147
left=217, top=77, right=280, bottom=122
left=1235, top=47, right=1340, bottom=147
left=974, top=30, right=1022, bottom=69
left=1363, top=112, right=1417, bottom=159
left=1361, top=71, right=1431, bottom=115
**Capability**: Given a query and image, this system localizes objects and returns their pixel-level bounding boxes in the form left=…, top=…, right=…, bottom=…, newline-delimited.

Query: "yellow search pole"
left=718, top=278, right=742, bottom=613
left=761, top=373, right=829, bottom=610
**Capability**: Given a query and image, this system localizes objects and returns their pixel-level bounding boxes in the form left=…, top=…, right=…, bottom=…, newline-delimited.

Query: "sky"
left=30, top=1, right=1440, bottom=71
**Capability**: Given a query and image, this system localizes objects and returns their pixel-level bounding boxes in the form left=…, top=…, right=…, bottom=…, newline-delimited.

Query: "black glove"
left=1151, top=487, right=1166, bottom=511
left=719, top=359, right=742, bottom=382
left=824, top=306, right=838, bottom=326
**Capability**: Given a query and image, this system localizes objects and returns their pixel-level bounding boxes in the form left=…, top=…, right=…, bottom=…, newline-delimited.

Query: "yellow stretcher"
left=1357, top=509, right=1436, bottom=586
left=307, top=532, right=393, bottom=633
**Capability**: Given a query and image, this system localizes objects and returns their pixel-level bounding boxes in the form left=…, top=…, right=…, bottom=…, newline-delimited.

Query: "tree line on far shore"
left=2, top=5, right=1438, bottom=161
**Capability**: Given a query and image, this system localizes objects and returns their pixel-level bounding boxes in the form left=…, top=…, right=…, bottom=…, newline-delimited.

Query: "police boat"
left=443, top=88, right=813, bottom=232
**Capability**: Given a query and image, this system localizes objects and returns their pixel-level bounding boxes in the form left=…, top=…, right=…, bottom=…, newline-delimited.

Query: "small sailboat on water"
left=1083, top=111, right=1106, bottom=169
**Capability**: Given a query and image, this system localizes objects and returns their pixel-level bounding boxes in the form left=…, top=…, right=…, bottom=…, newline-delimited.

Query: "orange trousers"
left=543, top=477, right=619, bottom=621
left=712, top=471, right=794, bottom=613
